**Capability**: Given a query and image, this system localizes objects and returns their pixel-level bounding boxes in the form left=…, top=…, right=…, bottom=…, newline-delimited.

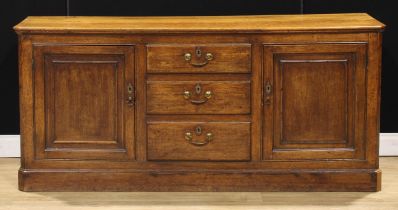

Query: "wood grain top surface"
left=14, top=13, right=385, bottom=34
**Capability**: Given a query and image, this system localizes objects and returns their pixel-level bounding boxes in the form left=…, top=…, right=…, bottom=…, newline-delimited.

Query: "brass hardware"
left=195, top=47, right=202, bottom=57
left=189, top=91, right=212, bottom=104
left=205, top=52, right=213, bottom=61
left=185, top=132, right=192, bottom=138
left=183, top=90, right=212, bottom=104
left=195, top=83, right=202, bottom=94
left=184, top=47, right=214, bottom=67
left=204, top=90, right=212, bottom=99
left=184, top=126, right=213, bottom=146
left=189, top=54, right=213, bottom=67
left=265, top=82, right=272, bottom=94
left=183, top=83, right=213, bottom=105
left=195, top=126, right=202, bottom=135
left=128, top=83, right=133, bottom=94
left=264, top=81, right=272, bottom=105
left=126, top=83, right=135, bottom=106
left=206, top=132, right=213, bottom=141
left=183, top=90, right=191, bottom=99
left=184, top=53, right=192, bottom=61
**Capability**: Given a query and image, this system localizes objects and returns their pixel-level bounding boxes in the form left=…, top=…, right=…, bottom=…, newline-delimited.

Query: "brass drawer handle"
left=184, top=47, right=214, bottom=67
left=184, top=127, right=213, bottom=146
left=183, top=90, right=212, bottom=104
left=183, top=83, right=212, bottom=105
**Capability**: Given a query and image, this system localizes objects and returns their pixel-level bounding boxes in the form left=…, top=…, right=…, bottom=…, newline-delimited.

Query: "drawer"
left=147, top=122, right=251, bottom=161
left=147, top=44, right=251, bottom=73
left=147, top=80, right=251, bottom=114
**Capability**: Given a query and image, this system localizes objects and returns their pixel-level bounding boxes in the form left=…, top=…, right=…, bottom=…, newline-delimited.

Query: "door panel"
left=33, top=45, right=135, bottom=160
left=280, top=55, right=349, bottom=145
left=263, top=43, right=367, bottom=160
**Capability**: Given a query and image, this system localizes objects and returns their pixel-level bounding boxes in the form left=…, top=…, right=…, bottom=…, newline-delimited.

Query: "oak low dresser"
left=14, top=13, right=385, bottom=191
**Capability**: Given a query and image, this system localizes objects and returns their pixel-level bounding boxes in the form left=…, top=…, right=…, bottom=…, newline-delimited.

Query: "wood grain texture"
left=279, top=58, right=348, bottom=144
left=146, top=80, right=251, bottom=114
left=2, top=158, right=398, bottom=209
left=19, top=168, right=380, bottom=192
left=366, top=33, right=383, bottom=168
left=15, top=14, right=384, bottom=192
left=147, top=122, right=251, bottom=161
left=32, top=45, right=136, bottom=160
left=263, top=43, right=367, bottom=161
left=14, top=13, right=385, bottom=34
left=18, top=34, right=34, bottom=169
left=147, top=44, right=251, bottom=73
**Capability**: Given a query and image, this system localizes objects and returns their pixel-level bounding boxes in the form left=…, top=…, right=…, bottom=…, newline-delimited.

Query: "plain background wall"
left=0, top=0, right=397, bottom=134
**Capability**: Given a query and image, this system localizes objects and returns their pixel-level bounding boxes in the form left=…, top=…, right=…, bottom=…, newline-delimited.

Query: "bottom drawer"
left=147, top=122, right=251, bottom=161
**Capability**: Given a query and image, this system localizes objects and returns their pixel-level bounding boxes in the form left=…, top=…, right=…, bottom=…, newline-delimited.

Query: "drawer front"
left=147, top=44, right=251, bottom=73
left=147, top=80, right=251, bottom=114
left=147, top=122, right=251, bottom=161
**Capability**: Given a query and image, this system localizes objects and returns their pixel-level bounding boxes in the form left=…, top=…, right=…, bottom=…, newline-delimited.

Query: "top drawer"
left=147, top=44, right=251, bottom=73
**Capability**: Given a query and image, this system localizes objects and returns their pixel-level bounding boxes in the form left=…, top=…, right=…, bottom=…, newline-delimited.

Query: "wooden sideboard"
left=14, top=13, right=385, bottom=191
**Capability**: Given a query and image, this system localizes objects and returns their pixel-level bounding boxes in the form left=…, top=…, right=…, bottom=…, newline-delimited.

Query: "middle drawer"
left=147, top=80, right=251, bottom=114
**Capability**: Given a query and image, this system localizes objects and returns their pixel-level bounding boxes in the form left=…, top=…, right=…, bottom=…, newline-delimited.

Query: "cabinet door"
left=263, top=43, right=367, bottom=160
left=33, top=45, right=135, bottom=160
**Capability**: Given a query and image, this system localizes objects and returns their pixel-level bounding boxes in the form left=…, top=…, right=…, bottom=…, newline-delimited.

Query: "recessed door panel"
left=280, top=56, right=348, bottom=145
left=263, top=43, right=367, bottom=160
left=33, top=45, right=135, bottom=160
